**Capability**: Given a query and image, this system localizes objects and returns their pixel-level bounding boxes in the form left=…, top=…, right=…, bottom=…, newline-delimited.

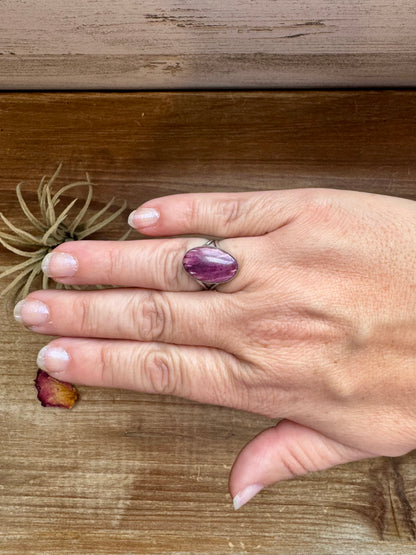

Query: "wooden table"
left=1, top=91, right=416, bottom=554
left=1, top=1, right=416, bottom=88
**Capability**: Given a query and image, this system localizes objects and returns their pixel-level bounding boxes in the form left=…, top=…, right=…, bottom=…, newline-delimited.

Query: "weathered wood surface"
left=1, top=1, right=416, bottom=89
left=1, top=91, right=416, bottom=554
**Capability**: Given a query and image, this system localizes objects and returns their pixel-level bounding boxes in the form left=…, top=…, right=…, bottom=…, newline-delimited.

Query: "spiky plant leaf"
left=0, top=165, right=131, bottom=305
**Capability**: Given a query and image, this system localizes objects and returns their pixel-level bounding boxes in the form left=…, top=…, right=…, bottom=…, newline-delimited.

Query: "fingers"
left=229, top=420, right=372, bottom=510
left=128, top=190, right=308, bottom=238
left=43, top=237, right=251, bottom=293
left=43, top=238, right=205, bottom=291
left=15, top=288, right=239, bottom=350
left=36, top=337, right=250, bottom=408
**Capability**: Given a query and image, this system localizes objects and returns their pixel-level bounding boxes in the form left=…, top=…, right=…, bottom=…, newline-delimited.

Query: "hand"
left=14, top=188, right=416, bottom=509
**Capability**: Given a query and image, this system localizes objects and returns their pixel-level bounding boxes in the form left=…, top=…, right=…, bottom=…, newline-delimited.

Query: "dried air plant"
left=0, top=164, right=131, bottom=304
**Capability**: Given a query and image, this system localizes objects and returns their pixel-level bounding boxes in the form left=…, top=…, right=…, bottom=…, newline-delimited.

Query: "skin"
left=15, top=188, right=416, bottom=508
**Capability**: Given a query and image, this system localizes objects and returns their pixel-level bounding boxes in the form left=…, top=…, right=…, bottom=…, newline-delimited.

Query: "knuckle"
left=157, top=240, right=185, bottom=289
left=210, top=360, right=236, bottom=405
left=291, top=187, right=321, bottom=205
left=322, top=365, right=361, bottom=404
left=98, top=343, right=118, bottom=387
left=136, top=291, right=172, bottom=342
left=142, top=348, right=180, bottom=395
left=77, top=295, right=94, bottom=335
left=184, top=197, right=201, bottom=228
left=205, top=354, right=251, bottom=412
left=280, top=443, right=313, bottom=478
left=105, top=245, right=123, bottom=280
left=297, top=189, right=335, bottom=222
left=184, top=196, right=248, bottom=229
left=217, top=198, right=245, bottom=227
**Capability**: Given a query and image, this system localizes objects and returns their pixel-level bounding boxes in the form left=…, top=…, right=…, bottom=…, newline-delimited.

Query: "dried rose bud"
left=34, top=369, right=79, bottom=409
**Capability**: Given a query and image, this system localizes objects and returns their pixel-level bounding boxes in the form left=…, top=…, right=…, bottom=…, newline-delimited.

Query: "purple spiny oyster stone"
left=183, top=246, right=238, bottom=284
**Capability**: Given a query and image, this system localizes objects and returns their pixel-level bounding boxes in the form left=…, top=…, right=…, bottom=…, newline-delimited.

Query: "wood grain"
left=1, top=91, right=416, bottom=554
left=0, top=1, right=416, bottom=88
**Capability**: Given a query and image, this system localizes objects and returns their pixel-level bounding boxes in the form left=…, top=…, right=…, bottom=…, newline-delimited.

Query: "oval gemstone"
left=183, top=246, right=238, bottom=284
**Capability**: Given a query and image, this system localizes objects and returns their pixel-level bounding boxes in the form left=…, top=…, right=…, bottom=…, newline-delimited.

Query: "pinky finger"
left=36, top=337, right=248, bottom=408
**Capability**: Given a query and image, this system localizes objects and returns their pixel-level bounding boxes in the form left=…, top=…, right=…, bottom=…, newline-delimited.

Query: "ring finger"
left=42, top=237, right=251, bottom=293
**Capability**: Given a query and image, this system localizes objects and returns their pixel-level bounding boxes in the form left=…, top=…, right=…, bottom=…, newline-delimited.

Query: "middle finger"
left=14, top=288, right=239, bottom=350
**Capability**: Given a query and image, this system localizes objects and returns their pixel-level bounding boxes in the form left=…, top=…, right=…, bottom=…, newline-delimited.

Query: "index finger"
left=128, top=189, right=308, bottom=237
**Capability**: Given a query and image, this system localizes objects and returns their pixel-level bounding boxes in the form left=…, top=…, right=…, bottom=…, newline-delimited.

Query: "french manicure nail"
left=233, top=484, right=264, bottom=510
left=128, top=207, right=159, bottom=229
left=14, top=299, right=50, bottom=327
left=41, top=252, right=78, bottom=278
left=37, top=346, right=70, bottom=374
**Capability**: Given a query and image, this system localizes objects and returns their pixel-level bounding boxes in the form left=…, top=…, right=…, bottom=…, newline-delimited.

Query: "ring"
left=182, top=239, right=239, bottom=290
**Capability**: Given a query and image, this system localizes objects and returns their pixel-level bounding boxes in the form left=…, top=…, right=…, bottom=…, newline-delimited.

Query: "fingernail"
left=14, top=299, right=50, bottom=327
left=233, top=484, right=264, bottom=510
left=37, top=345, right=70, bottom=374
left=128, top=207, right=159, bottom=229
left=41, top=252, right=78, bottom=278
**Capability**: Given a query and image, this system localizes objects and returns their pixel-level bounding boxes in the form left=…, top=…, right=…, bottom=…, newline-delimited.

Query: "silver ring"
left=182, top=239, right=239, bottom=290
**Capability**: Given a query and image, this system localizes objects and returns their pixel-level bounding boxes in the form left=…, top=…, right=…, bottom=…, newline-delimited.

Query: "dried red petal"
left=34, top=369, right=79, bottom=409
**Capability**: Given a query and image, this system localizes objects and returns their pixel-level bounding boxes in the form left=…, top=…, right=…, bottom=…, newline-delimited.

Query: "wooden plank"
left=0, top=1, right=415, bottom=88
left=0, top=91, right=416, bottom=553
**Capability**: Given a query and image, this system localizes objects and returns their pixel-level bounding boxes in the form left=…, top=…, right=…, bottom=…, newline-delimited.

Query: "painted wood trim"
left=1, top=1, right=416, bottom=88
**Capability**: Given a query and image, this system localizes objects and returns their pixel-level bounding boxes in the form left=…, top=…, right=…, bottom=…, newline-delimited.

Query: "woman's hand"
left=14, top=188, right=416, bottom=509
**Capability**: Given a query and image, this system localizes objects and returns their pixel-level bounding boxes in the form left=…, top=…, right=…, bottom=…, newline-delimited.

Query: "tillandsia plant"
left=0, top=164, right=131, bottom=408
left=0, top=163, right=130, bottom=303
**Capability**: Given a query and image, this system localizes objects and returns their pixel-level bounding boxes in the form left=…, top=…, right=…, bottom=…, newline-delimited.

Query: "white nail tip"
left=13, top=300, right=25, bottom=323
left=233, top=484, right=264, bottom=510
left=37, top=346, right=70, bottom=373
left=127, top=211, right=136, bottom=228
left=36, top=346, right=49, bottom=370
left=41, top=253, right=52, bottom=275
left=128, top=208, right=159, bottom=229
left=41, top=252, right=78, bottom=278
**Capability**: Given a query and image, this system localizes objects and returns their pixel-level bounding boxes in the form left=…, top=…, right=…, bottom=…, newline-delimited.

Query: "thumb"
left=229, top=419, right=372, bottom=510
